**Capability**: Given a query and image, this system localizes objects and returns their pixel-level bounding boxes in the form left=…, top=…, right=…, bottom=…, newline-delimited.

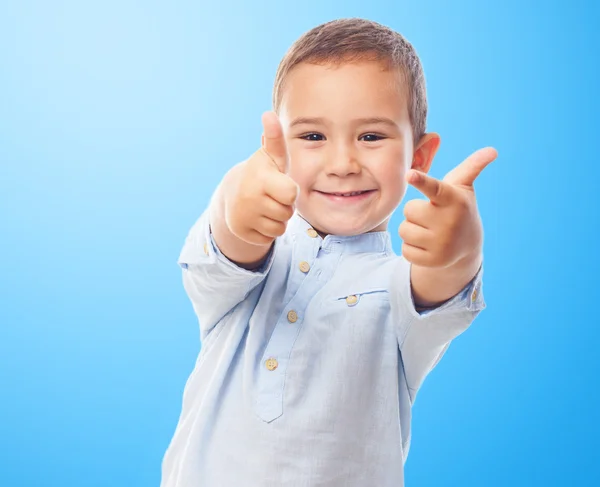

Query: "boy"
left=161, top=18, right=496, bottom=487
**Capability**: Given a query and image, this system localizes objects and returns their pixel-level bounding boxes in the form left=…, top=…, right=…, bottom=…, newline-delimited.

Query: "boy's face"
left=278, top=60, right=437, bottom=237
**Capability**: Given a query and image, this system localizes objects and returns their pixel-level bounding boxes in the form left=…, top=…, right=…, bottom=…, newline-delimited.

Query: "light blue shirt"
left=161, top=209, right=485, bottom=487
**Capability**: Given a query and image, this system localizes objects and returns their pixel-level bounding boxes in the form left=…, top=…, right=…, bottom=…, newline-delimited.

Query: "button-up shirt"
left=161, top=209, right=485, bottom=487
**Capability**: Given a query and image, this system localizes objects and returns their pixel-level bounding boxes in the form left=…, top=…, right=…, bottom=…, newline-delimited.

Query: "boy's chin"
left=304, top=214, right=386, bottom=238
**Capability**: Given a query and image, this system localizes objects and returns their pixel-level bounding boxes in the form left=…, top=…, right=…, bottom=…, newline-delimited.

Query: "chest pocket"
left=328, top=288, right=391, bottom=326
left=335, top=288, right=389, bottom=307
left=322, top=288, right=392, bottom=343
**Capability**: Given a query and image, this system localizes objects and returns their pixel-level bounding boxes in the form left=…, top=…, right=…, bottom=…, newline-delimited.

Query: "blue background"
left=1, top=1, right=598, bottom=485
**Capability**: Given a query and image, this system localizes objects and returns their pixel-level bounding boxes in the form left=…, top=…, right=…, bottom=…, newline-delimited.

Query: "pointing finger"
left=406, top=170, right=454, bottom=206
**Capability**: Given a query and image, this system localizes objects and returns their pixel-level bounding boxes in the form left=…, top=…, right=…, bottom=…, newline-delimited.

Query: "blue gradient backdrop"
left=1, top=1, right=598, bottom=486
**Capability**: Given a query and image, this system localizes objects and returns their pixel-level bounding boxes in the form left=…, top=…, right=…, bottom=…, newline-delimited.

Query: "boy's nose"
left=324, top=144, right=361, bottom=177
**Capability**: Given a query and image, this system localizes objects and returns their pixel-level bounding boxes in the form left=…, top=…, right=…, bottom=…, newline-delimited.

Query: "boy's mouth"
left=315, top=189, right=377, bottom=203
left=317, top=190, right=375, bottom=196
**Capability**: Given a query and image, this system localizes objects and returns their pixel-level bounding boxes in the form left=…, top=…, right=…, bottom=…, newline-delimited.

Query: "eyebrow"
left=289, top=116, right=398, bottom=128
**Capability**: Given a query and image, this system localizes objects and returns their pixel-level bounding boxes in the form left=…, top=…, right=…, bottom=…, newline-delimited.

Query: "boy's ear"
left=411, top=133, right=441, bottom=173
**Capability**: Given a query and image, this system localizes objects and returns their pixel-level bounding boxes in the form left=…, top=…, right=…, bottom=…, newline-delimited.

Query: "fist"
left=223, top=111, right=299, bottom=246
left=399, top=147, right=498, bottom=268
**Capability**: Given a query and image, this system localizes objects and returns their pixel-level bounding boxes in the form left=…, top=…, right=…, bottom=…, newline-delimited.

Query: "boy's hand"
left=223, top=111, right=299, bottom=246
left=399, top=147, right=498, bottom=269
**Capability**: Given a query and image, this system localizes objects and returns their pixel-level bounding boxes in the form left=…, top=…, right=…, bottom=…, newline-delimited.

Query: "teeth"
left=334, top=191, right=364, bottom=196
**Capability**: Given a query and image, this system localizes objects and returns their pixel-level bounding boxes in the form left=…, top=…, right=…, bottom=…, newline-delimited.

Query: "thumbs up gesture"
left=223, top=111, right=299, bottom=246
left=399, top=147, right=498, bottom=268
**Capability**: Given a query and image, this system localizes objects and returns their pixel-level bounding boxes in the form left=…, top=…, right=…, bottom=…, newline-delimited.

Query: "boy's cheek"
left=287, top=165, right=308, bottom=192
left=288, top=154, right=316, bottom=182
left=380, top=172, right=408, bottom=206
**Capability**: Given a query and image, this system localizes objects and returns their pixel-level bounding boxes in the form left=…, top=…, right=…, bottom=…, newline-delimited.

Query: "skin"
left=210, top=60, right=497, bottom=307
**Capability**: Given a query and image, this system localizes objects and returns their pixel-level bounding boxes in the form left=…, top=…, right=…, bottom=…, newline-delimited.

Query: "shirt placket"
left=255, top=227, right=327, bottom=423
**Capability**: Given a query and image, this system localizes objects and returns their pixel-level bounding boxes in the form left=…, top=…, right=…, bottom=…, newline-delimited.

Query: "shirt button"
left=346, top=295, right=358, bottom=306
left=306, top=228, right=318, bottom=238
left=287, top=310, right=298, bottom=323
left=203, top=242, right=209, bottom=255
left=298, top=261, right=310, bottom=273
left=471, top=289, right=478, bottom=301
left=265, top=358, right=278, bottom=371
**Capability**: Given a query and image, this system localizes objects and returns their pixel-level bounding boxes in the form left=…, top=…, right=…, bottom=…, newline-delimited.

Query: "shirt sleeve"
left=177, top=209, right=276, bottom=340
left=390, top=255, right=486, bottom=404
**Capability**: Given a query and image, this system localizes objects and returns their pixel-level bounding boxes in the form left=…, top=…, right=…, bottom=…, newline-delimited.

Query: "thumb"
left=443, top=147, right=498, bottom=187
left=261, top=111, right=288, bottom=173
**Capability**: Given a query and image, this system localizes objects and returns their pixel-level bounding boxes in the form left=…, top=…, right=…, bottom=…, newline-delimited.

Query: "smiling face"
left=278, top=60, right=422, bottom=237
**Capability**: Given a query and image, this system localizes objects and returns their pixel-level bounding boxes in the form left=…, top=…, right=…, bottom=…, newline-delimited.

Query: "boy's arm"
left=393, top=147, right=496, bottom=401
left=178, top=207, right=274, bottom=342
left=178, top=112, right=297, bottom=340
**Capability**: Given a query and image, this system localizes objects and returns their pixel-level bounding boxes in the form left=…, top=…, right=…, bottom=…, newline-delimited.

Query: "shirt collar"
left=288, top=211, right=393, bottom=255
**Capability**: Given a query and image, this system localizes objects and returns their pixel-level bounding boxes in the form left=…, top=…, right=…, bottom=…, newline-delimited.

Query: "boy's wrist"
left=410, top=249, right=482, bottom=309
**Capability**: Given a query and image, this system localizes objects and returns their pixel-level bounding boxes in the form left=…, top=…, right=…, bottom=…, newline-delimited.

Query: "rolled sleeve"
left=391, top=255, right=486, bottom=403
left=178, top=210, right=276, bottom=339
left=413, top=263, right=485, bottom=317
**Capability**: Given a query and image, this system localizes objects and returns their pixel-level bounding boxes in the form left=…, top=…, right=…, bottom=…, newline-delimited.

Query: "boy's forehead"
left=286, top=59, right=404, bottom=89
left=279, top=60, right=409, bottom=124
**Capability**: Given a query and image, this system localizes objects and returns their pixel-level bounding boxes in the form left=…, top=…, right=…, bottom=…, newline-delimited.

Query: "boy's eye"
left=299, top=133, right=386, bottom=142
left=360, top=133, right=385, bottom=142
left=300, top=133, right=325, bottom=141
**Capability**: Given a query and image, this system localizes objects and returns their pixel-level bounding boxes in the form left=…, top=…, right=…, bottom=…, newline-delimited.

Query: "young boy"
left=161, top=18, right=496, bottom=487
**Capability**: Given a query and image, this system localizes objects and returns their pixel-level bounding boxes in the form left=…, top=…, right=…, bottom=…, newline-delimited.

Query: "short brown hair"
left=272, top=18, right=427, bottom=143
